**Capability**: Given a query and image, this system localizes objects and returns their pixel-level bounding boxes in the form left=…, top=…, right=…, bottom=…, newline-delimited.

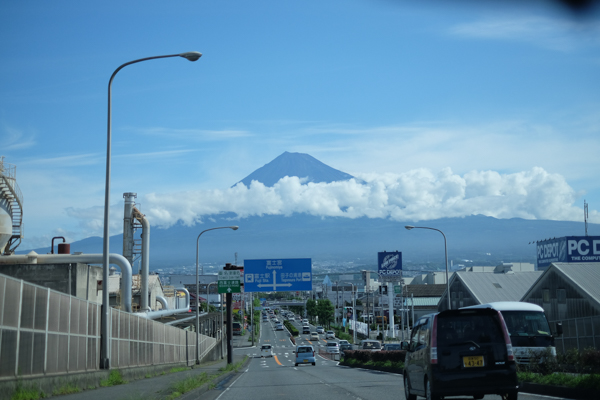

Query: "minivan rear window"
left=437, top=313, right=503, bottom=346
left=297, top=347, right=312, bottom=353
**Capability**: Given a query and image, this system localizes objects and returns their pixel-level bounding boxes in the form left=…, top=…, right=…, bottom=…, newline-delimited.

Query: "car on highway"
left=326, top=341, right=340, bottom=354
left=261, top=344, right=273, bottom=357
left=295, top=345, right=316, bottom=366
left=310, top=332, right=319, bottom=341
left=275, top=323, right=284, bottom=330
left=339, top=343, right=353, bottom=354
left=383, top=343, right=402, bottom=351
left=338, top=339, right=350, bottom=345
left=316, top=326, right=325, bottom=334
left=403, top=308, right=518, bottom=400
left=302, top=325, right=310, bottom=334
left=288, top=316, right=295, bottom=321
left=302, top=319, right=308, bottom=325
left=325, top=330, right=335, bottom=339
left=360, top=339, right=381, bottom=351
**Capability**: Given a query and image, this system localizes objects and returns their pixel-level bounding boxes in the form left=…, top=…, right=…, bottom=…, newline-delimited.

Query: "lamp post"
left=101, top=51, right=201, bottom=369
left=405, top=225, right=451, bottom=310
left=195, top=226, right=238, bottom=364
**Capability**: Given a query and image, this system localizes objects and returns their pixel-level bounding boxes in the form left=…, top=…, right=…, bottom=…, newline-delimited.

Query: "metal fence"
left=0, top=273, right=215, bottom=380
left=551, top=316, right=600, bottom=354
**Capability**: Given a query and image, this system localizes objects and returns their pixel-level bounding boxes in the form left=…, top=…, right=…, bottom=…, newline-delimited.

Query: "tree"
left=289, top=305, right=304, bottom=315
left=316, top=299, right=335, bottom=328
left=306, top=299, right=317, bottom=319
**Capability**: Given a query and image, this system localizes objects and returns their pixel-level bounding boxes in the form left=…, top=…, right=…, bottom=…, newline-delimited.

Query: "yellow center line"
left=273, top=355, right=283, bottom=366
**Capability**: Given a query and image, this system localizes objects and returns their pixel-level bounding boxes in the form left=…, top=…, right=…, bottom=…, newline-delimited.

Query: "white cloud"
left=449, top=16, right=600, bottom=51
left=128, top=127, right=253, bottom=140
left=1, top=123, right=36, bottom=151
left=61, top=166, right=592, bottom=235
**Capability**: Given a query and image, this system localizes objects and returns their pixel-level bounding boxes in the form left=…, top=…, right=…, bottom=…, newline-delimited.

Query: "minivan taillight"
left=496, top=311, right=514, bottom=362
left=430, top=315, right=438, bottom=364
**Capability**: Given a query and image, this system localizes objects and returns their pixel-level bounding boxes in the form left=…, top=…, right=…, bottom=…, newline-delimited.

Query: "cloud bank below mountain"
left=65, top=166, right=595, bottom=237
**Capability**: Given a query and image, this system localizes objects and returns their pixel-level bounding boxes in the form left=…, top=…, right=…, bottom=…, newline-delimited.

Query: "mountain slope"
left=19, top=214, right=596, bottom=270
left=234, top=151, right=354, bottom=187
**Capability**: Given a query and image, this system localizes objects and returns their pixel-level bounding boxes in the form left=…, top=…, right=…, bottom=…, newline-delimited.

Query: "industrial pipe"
left=132, top=207, right=150, bottom=311
left=137, top=288, right=190, bottom=320
left=156, top=295, right=169, bottom=310
left=0, top=251, right=133, bottom=312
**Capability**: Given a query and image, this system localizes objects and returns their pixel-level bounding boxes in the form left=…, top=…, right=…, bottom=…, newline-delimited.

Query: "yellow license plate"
left=463, top=355, right=484, bottom=367
left=303, top=359, right=308, bottom=362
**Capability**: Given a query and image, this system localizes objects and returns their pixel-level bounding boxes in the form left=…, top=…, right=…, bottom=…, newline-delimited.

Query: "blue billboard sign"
left=378, top=251, right=402, bottom=279
left=243, top=258, right=312, bottom=292
left=537, top=236, right=600, bottom=269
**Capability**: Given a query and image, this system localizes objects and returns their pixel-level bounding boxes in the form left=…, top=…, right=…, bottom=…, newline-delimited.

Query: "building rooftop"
left=455, top=270, right=543, bottom=304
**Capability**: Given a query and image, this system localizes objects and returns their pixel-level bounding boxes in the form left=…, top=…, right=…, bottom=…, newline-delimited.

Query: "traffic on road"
left=199, top=307, right=565, bottom=400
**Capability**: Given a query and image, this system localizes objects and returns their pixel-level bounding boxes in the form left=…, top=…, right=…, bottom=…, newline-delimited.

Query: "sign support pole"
left=226, top=291, right=233, bottom=364
left=388, top=282, right=395, bottom=338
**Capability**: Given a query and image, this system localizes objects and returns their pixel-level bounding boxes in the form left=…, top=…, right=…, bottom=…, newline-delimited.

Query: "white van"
left=462, top=301, right=561, bottom=364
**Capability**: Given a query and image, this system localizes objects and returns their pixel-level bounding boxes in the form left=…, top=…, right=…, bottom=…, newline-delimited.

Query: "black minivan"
left=403, top=308, right=518, bottom=400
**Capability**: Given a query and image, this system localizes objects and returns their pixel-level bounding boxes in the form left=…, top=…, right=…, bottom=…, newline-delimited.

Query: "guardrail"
left=318, top=349, right=340, bottom=361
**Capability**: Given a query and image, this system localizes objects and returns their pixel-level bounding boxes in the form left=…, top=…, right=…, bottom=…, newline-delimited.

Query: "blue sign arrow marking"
left=243, top=258, right=312, bottom=292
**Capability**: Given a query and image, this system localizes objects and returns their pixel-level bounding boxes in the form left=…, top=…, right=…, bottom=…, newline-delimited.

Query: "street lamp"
left=195, top=226, right=238, bottom=364
left=101, top=51, right=202, bottom=369
left=405, top=225, right=451, bottom=310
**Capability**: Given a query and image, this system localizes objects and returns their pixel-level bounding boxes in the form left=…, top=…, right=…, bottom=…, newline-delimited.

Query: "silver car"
left=326, top=341, right=339, bottom=354
left=261, top=344, right=273, bottom=357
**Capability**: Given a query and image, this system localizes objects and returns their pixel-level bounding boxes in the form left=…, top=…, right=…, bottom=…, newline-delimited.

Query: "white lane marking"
left=215, top=366, right=249, bottom=400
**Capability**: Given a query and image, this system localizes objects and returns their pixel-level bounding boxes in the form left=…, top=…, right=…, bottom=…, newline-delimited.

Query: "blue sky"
left=1, top=0, right=599, bottom=249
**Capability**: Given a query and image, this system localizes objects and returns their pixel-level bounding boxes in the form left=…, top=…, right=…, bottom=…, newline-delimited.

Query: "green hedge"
left=284, top=321, right=299, bottom=336
left=342, top=350, right=406, bottom=364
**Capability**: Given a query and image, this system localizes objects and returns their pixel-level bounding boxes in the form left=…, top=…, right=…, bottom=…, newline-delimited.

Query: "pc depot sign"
left=378, top=251, right=402, bottom=281
left=218, top=270, right=241, bottom=294
left=537, top=236, right=600, bottom=269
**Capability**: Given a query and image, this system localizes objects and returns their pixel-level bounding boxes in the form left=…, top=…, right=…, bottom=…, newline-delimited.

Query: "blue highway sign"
left=243, top=258, right=312, bottom=292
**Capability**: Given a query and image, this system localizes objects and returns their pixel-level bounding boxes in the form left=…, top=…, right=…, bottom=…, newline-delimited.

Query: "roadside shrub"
left=372, top=350, right=406, bottom=363
left=355, top=350, right=373, bottom=363
left=284, top=321, right=299, bottom=336
left=523, top=347, right=600, bottom=375
left=581, top=348, right=600, bottom=372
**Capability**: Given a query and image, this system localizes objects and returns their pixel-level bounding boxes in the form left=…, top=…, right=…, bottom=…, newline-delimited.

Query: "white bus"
left=463, top=301, right=561, bottom=364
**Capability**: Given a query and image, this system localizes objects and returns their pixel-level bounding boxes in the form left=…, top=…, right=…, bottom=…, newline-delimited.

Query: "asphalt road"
left=196, top=314, right=577, bottom=400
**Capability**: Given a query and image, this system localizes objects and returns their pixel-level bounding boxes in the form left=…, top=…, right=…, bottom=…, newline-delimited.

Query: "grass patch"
left=163, top=356, right=249, bottom=399
left=100, top=369, right=126, bottom=387
left=169, top=367, right=189, bottom=374
left=219, top=356, right=248, bottom=373
left=167, top=372, right=210, bottom=399
left=52, top=383, right=81, bottom=396
left=518, top=372, right=600, bottom=390
left=10, top=385, right=45, bottom=400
